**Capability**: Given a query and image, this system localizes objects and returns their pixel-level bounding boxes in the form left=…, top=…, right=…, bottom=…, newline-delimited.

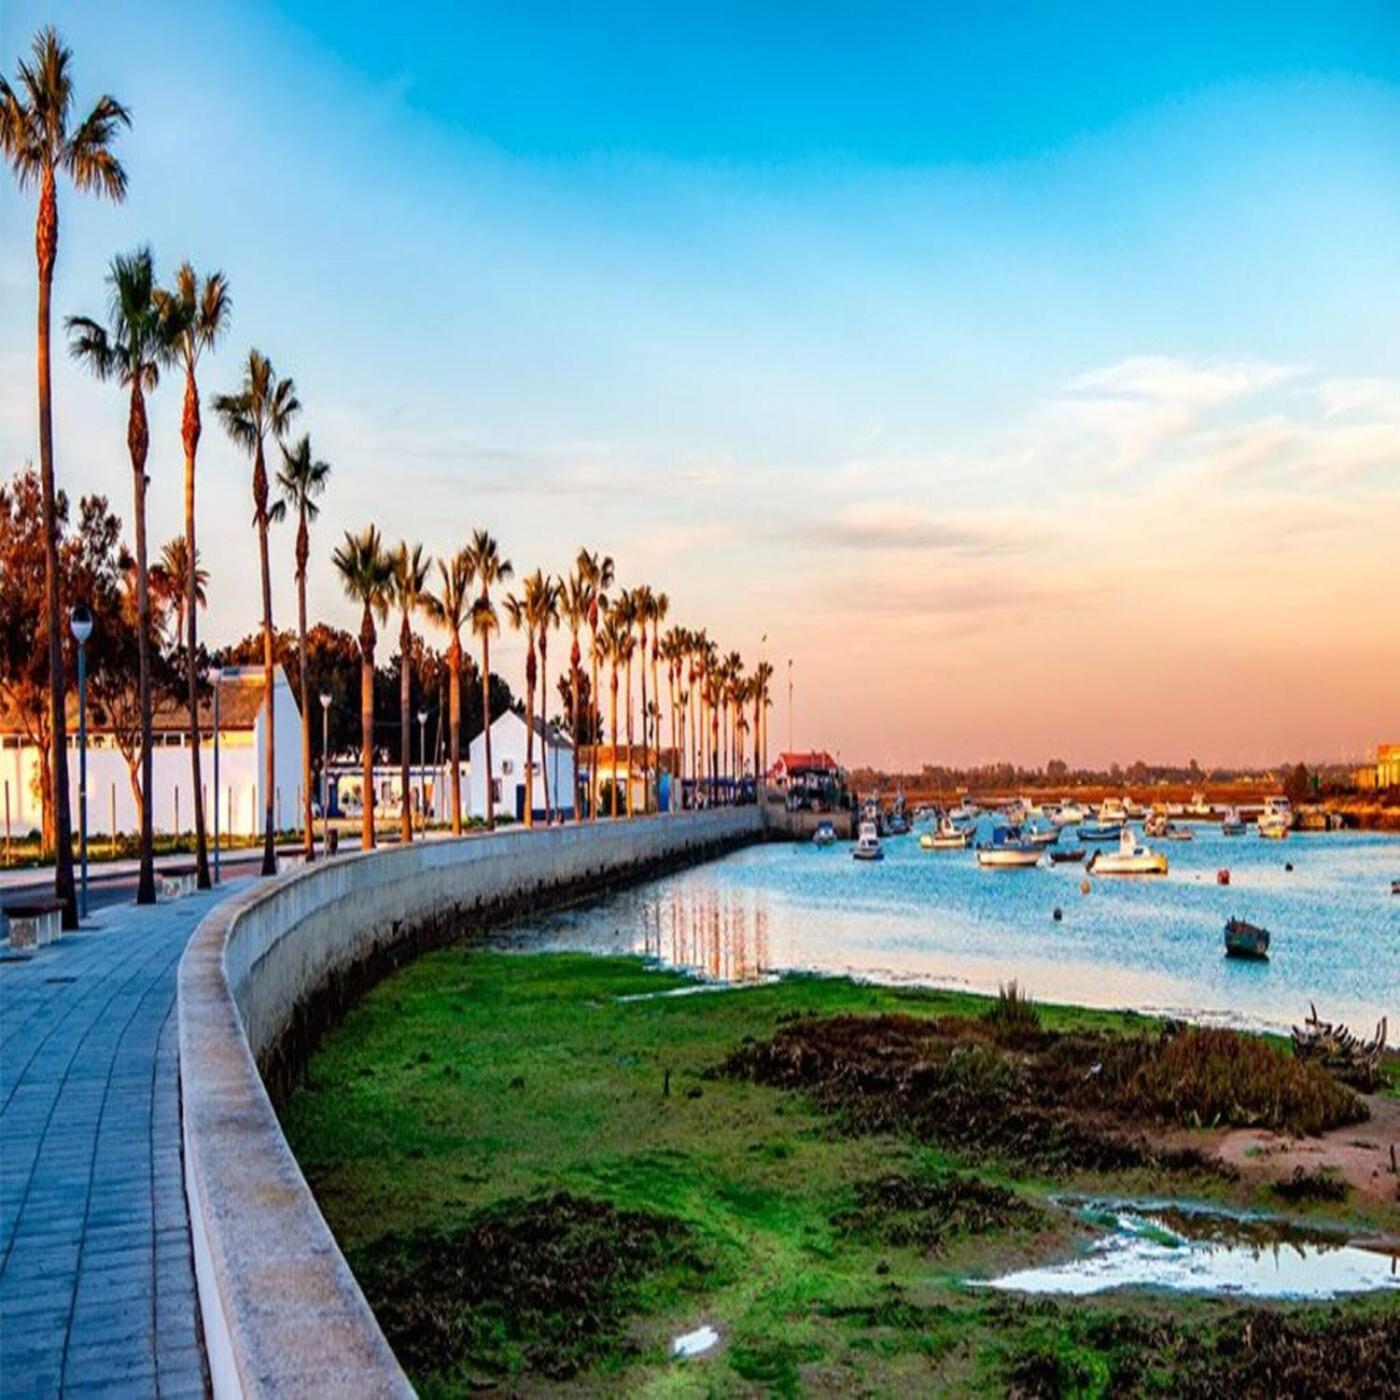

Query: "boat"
left=1221, top=808, right=1247, bottom=836
left=1224, top=917, right=1270, bottom=960
left=1049, top=848, right=1087, bottom=864
left=1391, top=878, right=1399, bottom=896
left=1050, top=802, right=1084, bottom=827
left=1097, top=797, right=1129, bottom=823
left=812, top=821, right=837, bottom=848
left=1078, top=818, right=1124, bottom=842
left=1025, top=823, right=1061, bottom=847
left=1187, top=791, right=1213, bottom=818
left=1258, top=797, right=1293, bottom=840
left=1085, top=828, right=1168, bottom=876
left=1160, top=823, right=1194, bottom=842
left=852, top=821, right=884, bottom=862
left=1143, top=808, right=1169, bottom=837
left=920, top=818, right=972, bottom=850
left=886, top=811, right=912, bottom=837
left=948, top=800, right=979, bottom=823
left=975, top=829, right=1042, bottom=869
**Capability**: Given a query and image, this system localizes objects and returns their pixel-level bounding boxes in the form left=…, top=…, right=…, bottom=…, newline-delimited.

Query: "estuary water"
left=505, top=821, right=1399, bottom=1039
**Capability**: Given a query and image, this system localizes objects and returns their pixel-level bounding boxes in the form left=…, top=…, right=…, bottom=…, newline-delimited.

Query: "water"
left=979, top=1202, right=1400, bottom=1299
left=506, top=822, right=1399, bottom=1040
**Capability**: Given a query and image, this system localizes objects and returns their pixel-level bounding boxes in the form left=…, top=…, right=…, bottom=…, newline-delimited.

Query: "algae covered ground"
left=281, top=950, right=1400, bottom=1396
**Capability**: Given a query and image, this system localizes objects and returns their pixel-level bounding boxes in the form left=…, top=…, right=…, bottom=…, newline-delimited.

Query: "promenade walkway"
left=1, top=883, right=246, bottom=1396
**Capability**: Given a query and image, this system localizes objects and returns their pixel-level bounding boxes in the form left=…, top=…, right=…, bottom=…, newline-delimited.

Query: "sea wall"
left=178, top=809, right=763, bottom=1398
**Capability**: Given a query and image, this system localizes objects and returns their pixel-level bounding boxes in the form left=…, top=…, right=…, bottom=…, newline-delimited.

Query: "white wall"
left=466, top=711, right=575, bottom=821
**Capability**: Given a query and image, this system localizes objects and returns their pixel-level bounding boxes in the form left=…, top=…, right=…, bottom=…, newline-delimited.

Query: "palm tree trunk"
left=183, top=371, right=211, bottom=886
left=296, top=516, right=314, bottom=862
left=448, top=638, right=462, bottom=835
left=570, top=633, right=582, bottom=821
left=539, top=635, right=551, bottom=823
left=360, top=607, right=375, bottom=850
left=524, top=647, right=536, bottom=830
left=624, top=653, right=634, bottom=818
left=609, top=666, right=619, bottom=817
left=129, top=384, right=156, bottom=904
left=589, top=626, right=600, bottom=821
left=481, top=627, right=495, bottom=830
left=639, top=627, right=649, bottom=816
left=35, top=171, right=77, bottom=927
left=253, top=440, right=277, bottom=875
left=399, top=613, right=412, bottom=844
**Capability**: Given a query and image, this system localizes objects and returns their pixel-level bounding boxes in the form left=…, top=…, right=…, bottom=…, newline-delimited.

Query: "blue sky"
left=3, top=2, right=1398, bottom=766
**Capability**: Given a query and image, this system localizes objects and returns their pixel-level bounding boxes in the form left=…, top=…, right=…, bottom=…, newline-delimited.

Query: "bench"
left=4, top=900, right=66, bottom=954
left=159, top=865, right=199, bottom=899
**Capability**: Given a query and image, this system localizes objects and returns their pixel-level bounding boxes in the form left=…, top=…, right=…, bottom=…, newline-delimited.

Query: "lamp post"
left=69, top=604, right=93, bottom=920
left=319, top=691, right=332, bottom=853
left=210, top=667, right=222, bottom=883
left=416, top=708, right=428, bottom=830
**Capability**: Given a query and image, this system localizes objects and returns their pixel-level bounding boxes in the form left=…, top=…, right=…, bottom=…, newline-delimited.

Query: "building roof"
left=479, top=707, right=575, bottom=752
left=772, top=749, right=840, bottom=775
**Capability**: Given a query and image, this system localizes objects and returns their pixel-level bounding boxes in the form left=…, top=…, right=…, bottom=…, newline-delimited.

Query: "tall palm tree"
left=464, top=530, right=512, bottom=829
left=576, top=549, right=614, bottom=820
left=390, top=542, right=430, bottom=843
left=535, top=574, right=561, bottom=823
left=214, top=349, right=299, bottom=873
left=752, top=659, right=774, bottom=791
left=154, top=261, right=228, bottom=889
left=422, top=549, right=475, bottom=835
left=151, top=536, right=207, bottom=652
left=67, top=246, right=169, bottom=905
left=611, top=591, right=639, bottom=816
left=2, top=28, right=128, bottom=926
left=560, top=569, right=589, bottom=820
left=662, top=625, right=685, bottom=811
left=597, top=612, right=626, bottom=817
left=272, top=435, right=329, bottom=860
left=332, top=525, right=392, bottom=851
left=632, top=586, right=654, bottom=814
left=724, top=652, right=744, bottom=794
left=651, top=592, right=669, bottom=807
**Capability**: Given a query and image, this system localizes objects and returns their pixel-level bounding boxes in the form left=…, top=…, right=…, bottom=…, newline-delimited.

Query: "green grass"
left=282, top=950, right=1399, bottom=1395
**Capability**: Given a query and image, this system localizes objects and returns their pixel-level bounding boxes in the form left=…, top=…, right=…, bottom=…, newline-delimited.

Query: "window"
left=491, top=778, right=502, bottom=803
left=501, top=758, right=514, bottom=775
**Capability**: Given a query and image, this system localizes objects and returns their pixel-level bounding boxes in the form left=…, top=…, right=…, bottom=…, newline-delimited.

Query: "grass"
left=281, top=949, right=1399, bottom=1395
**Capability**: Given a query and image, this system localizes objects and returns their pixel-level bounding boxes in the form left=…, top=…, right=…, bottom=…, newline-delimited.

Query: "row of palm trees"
left=3, top=27, right=775, bottom=913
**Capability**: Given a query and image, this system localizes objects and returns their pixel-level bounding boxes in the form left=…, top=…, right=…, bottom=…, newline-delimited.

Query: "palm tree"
left=536, top=574, right=561, bottom=822
left=662, top=625, right=685, bottom=811
left=752, top=659, right=774, bottom=791
left=67, top=247, right=169, bottom=905
left=596, top=612, right=626, bottom=816
left=651, top=592, right=669, bottom=807
left=422, top=550, right=475, bottom=835
left=631, top=586, right=653, bottom=814
left=576, top=549, right=614, bottom=820
left=464, top=531, right=512, bottom=829
left=214, top=349, right=299, bottom=873
left=2, top=28, right=128, bottom=927
left=272, top=435, right=329, bottom=860
left=332, top=526, right=392, bottom=851
left=390, top=542, right=430, bottom=843
left=151, top=536, right=207, bottom=651
left=154, top=261, right=229, bottom=889
left=560, top=570, right=590, bottom=820
left=611, top=591, right=639, bottom=816
left=503, top=569, right=551, bottom=830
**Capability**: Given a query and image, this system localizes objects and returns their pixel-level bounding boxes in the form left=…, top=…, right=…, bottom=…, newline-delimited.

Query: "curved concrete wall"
left=178, top=810, right=763, bottom=1398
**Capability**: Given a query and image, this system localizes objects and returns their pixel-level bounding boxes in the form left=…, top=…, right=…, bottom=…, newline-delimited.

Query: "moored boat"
left=1078, top=818, right=1124, bottom=842
left=1049, top=847, right=1087, bottom=864
left=1221, top=808, right=1247, bottom=836
left=1224, top=917, right=1270, bottom=960
left=1085, top=828, right=1168, bottom=876
left=852, top=821, right=884, bottom=862
left=812, top=821, right=837, bottom=847
left=976, top=829, right=1042, bottom=869
left=1050, top=802, right=1084, bottom=827
left=1257, top=796, right=1293, bottom=840
left=920, top=817, right=972, bottom=850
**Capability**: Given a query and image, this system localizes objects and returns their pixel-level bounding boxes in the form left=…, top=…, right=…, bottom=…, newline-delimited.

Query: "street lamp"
left=210, top=666, right=222, bottom=883
left=69, top=604, right=93, bottom=919
left=319, top=691, right=332, bottom=853
left=416, top=708, right=429, bottom=830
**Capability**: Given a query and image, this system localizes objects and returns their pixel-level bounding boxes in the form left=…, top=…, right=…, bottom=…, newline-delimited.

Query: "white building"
left=325, top=760, right=470, bottom=825
left=0, top=665, right=304, bottom=840
left=467, top=710, right=575, bottom=822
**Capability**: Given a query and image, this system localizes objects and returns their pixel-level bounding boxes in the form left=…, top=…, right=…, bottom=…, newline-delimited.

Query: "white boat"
left=812, top=821, right=837, bottom=847
left=1097, top=798, right=1129, bottom=823
left=1024, top=822, right=1060, bottom=847
left=1258, top=796, right=1293, bottom=840
left=1086, top=828, right=1168, bottom=876
left=920, top=818, right=972, bottom=850
left=1187, top=791, right=1213, bottom=818
left=1221, top=808, right=1247, bottom=836
left=1078, top=817, right=1124, bottom=842
left=1050, top=802, right=1084, bottom=827
left=976, top=830, right=1042, bottom=868
left=1143, top=808, right=1170, bottom=837
left=949, top=800, right=979, bottom=823
left=852, top=821, right=884, bottom=862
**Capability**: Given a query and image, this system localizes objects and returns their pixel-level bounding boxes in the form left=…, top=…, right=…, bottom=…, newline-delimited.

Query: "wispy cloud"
left=1068, top=355, right=1296, bottom=406
left=802, top=502, right=1041, bottom=555
left=1319, top=376, right=1400, bottom=421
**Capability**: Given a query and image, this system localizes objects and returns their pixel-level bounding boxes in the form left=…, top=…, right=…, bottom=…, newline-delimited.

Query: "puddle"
left=976, top=1202, right=1400, bottom=1300
left=672, top=1324, right=720, bottom=1357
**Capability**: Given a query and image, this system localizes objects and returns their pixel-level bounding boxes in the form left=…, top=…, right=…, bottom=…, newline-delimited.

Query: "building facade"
left=466, top=710, right=575, bottom=821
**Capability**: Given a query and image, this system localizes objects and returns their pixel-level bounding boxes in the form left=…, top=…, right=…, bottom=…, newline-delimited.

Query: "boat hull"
left=976, top=849, right=1042, bottom=868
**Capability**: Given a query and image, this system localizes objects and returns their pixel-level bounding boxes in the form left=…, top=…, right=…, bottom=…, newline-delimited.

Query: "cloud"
left=1319, top=377, right=1400, bottom=421
left=802, top=502, right=1040, bottom=555
left=1068, top=355, right=1296, bottom=406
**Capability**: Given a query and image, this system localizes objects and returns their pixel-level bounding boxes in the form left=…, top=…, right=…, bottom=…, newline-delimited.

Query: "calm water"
left=507, top=822, right=1399, bottom=1039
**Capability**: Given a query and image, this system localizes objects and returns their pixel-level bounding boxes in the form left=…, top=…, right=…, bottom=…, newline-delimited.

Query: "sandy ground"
left=1215, top=1090, right=1400, bottom=1205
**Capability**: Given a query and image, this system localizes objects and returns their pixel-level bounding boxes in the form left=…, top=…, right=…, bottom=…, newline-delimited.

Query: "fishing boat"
left=975, top=830, right=1042, bottom=869
left=949, top=800, right=979, bottom=824
left=920, top=818, right=972, bottom=850
left=1078, top=817, right=1124, bottom=842
left=1085, top=828, right=1168, bottom=876
left=852, top=821, right=884, bottom=862
left=812, top=821, right=837, bottom=848
left=1221, top=808, right=1247, bottom=836
left=1224, top=917, right=1270, bottom=960
left=1025, top=822, right=1061, bottom=847
left=1391, top=878, right=1399, bottom=896
left=1143, top=808, right=1169, bottom=837
left=1187, top=791, right=1213, bottom=818
left=1049, top=847, right=1087, bottom=864
left=1160, top=823, right=1194, bottom=842
left=886, top=811, right=912, bottom=837
left=1050, top=802, right=1084, bottom=827
left=1258, top=797, right=1293, bottom=840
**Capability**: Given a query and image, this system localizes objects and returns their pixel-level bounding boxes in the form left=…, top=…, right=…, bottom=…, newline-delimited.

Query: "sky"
left=2, top=1, right=1398, bottom=769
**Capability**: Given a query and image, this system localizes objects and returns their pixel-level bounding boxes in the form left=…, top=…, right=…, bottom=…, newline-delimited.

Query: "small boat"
left=886, top=812, right=912, bottom=837
left=1257, top=796, right=1293, bottom=840
left=1391, top=878, right=1400, bottom=896
left=1024, top=822, right=1061, bottom=847
left=976, top=830, right=1042, bottom=869
left=1143, top=809, right=1169, bottom=838
left=1085, top=828, right=1168, bottom=876
left=1187, top=791, right=1213, bottom=818
left=948, top=800, right=979, bottom=823
left=920, top=818, right=972, bottom=850
left=1049, top=848, right=1087, bottom=864
left=1078, top=819, right=1124, bottom=842
left=812, top=821, right=837, bottom=847
left=1160, top=823, right=1194, bottom=842
left=1221, top=808, right=1247, bottom=836
left=852, top=821, right=884, bottom=862
left=1224, top=917, right=1270, bottom=960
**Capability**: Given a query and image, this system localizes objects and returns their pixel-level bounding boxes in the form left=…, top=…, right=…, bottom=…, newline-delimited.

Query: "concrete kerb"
left=178, top=809, right=764, bottom=1397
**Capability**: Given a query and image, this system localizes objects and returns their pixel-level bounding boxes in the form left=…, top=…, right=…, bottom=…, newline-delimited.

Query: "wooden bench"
left=4, top=900, right=66, bottom=954
left=159, top=865, right=199, bottom=899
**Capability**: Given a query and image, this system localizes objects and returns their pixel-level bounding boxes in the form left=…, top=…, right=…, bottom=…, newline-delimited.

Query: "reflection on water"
left=979, top=1203, right=1400, bottom=1299
left=504, top=826, right=1400, bottom=1037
